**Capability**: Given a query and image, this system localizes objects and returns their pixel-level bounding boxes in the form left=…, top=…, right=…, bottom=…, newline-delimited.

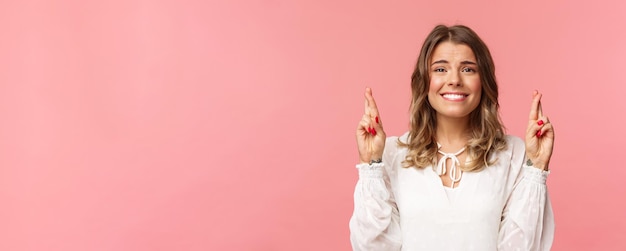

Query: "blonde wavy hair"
left=399, top=25, right=507, bottom=171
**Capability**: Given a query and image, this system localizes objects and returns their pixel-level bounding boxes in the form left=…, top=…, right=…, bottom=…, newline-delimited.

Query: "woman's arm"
left=498, top=90, right=556, bottom=250
left=350, top=88, right=402, bottom=250
left=498, top=159, right=554, bottom=250
left=349, top=155, right=402, bottom=250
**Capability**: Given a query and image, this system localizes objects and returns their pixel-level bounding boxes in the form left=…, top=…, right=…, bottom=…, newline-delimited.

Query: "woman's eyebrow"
left=431, top=60, right=477, bottom=65
left=460, top=60, right=477, bottom=65
left=431, top=59, right=448, bottom=65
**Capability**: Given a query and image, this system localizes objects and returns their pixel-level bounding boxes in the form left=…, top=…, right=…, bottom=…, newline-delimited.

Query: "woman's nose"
left=447, top=72, right=462, bottom=86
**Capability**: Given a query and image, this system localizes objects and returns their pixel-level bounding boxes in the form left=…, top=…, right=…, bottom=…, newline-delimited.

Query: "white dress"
left=349, top=133, right=554, bottom=251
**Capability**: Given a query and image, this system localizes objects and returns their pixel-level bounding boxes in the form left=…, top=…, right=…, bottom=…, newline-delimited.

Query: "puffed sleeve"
left=349, top=137, right=402, bottom=251
left=498, top=138, right=555, bottom=251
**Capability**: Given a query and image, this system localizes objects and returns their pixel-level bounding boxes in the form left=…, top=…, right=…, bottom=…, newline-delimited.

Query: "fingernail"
left=368, top=127, right=373, bottom=134
left=536, top=130, right=542, bottom=137
left=371, top=128, right=377, bottom=136
left=537, top=120, right=544, bottom=126
left=375, top=116, right=379, bottom=124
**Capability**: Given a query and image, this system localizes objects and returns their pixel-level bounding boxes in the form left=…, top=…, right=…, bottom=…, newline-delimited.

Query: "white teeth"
left=442, top=94, right=466, bottom=100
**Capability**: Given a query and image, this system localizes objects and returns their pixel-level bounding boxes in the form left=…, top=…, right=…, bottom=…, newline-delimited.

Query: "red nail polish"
left=537, top=120, right=544, bottom=126
left=375, top=116, right=379, bottom=124
left=367, top=127, right=373, bottom=134
left=372, top=128, right=377, bottom=136
left=536, top=130, right=542, bottom=137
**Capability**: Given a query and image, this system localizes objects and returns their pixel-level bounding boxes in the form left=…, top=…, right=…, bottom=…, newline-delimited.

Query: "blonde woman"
left=350, top=25, right=555, bottom=250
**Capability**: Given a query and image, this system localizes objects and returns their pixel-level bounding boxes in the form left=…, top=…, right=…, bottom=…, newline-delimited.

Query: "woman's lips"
left=441, top=93, right=468, bottom=101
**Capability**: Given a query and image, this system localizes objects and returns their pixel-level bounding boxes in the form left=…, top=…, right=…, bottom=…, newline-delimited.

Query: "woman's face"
left=427, top=41, right=482, bottom=120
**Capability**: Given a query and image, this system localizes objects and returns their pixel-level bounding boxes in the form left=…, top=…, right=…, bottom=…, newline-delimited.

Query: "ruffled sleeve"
left=349, top=137, right=402, bottom=251
left=498, top=138, right=555, bottom=251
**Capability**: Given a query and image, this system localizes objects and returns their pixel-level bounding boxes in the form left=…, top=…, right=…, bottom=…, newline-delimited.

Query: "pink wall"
left=1, top=0, right=625, bottom=250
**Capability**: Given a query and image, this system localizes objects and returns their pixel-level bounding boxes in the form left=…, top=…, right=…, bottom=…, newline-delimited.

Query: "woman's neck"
left=435, top=115, right=470, bottom=149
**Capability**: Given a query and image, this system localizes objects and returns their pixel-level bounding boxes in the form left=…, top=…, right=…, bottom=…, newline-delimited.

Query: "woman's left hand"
left=525, top=90, right=555, bottom=171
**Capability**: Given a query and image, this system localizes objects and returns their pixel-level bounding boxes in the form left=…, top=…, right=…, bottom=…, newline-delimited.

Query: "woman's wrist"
left=526, top=158, right=549, bottom=171
left=360, top=155, right=383, bottom=165
left=369, top=158, right=382, bottom=165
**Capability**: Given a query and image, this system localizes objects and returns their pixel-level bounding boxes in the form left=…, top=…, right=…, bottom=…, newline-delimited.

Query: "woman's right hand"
left=356, top=87, right=386, bottom=164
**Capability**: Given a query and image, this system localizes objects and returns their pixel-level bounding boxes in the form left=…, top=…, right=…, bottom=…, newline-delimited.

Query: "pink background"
left=1, top=0, right=625, bottom=250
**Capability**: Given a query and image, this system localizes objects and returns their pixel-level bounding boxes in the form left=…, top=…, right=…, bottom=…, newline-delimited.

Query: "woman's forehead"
left=430, top=42, right=477, bottom=63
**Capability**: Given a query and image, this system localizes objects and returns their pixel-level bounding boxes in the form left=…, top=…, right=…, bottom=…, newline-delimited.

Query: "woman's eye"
left=461, top=67, right=476, bottom=73
left=434, top=68, right=445, bottom=72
